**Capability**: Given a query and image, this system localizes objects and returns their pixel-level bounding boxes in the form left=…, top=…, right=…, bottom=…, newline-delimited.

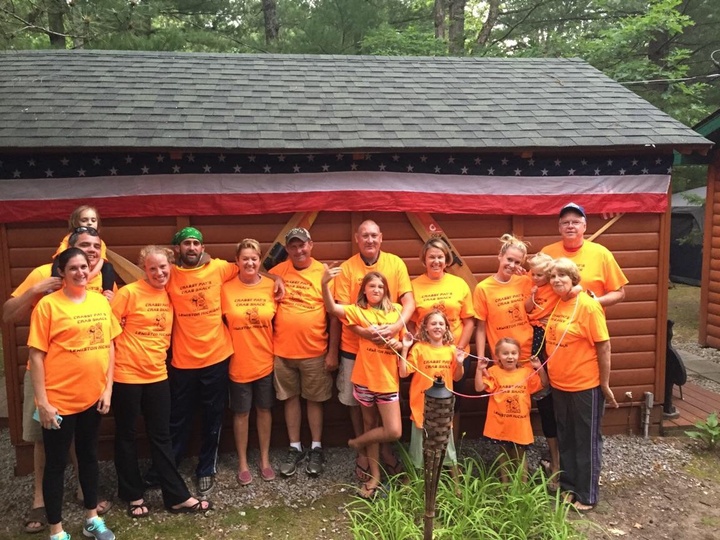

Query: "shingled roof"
left=0, top=50, right=711, bottom=153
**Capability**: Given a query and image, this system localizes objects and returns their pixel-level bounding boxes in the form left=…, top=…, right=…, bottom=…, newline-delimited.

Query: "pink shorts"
left=352, top=383, right=399, bottom=407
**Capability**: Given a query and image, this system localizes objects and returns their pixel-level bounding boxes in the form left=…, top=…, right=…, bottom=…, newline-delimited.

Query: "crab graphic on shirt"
left=246, top=307, right=260, bottom=324
left=155, top=313, right=167, bottom=331
left=432, top=300, right=447, bottom=314
left=88, top=322, right=104, bottom=344
left=191, top=292, right=208, bottom=311
left=508, top=305, right=523, bottom=323
left=505, top=395, right=521, bottom=414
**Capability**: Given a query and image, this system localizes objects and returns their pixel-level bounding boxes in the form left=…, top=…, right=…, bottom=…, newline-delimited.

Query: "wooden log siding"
left=700, top=152, right=720, bottom=349
left=1, top=211, right=667, bottom=474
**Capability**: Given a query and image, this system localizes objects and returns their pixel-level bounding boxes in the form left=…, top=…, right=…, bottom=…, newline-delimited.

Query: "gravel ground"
left=0, top=427, right=704, bottom=539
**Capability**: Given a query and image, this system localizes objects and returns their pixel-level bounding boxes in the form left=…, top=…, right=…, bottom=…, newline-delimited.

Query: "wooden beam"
left=262, top=211, right=318, bottom=270
left=106, top=248, right=144, bottom=284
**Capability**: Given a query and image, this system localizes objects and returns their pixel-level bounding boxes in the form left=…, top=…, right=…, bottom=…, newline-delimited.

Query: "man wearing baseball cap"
left=270, top=227, right=339, bottom=477
left=542, top=203, right=627, bottom=307
left=165, top=226, right=238, bottom=496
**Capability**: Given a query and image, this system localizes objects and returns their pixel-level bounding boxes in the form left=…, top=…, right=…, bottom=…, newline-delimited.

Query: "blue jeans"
left=168, top=358, right=229, bottom=478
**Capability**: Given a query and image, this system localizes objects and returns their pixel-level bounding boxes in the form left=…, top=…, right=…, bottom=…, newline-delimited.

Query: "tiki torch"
left=423, top=376, right=455, bottom=540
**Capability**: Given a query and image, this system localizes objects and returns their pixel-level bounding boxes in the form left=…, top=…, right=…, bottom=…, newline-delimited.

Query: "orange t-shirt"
left=545, top=293, right=609, bottom=392
left=344, top=303, right=403, bottom=393
left=271, top=258, right=329, bottom=359
left=55, top=233, right=108, bottom=260
left=111, top=279, right=173, bottom=384
left=542, top=240, right=628, bottom=298
left=411, top=273, right=475, bottom=349
left=406, top=342, right=458, bottom=428
left=27, top=290, right=122, bottom=415
left=525, top=279, right=560, bottom=327
left=472, top=275, right=533, bottom=360
left=482, top=365, right=543, bottom=445
left=166, top=259, right=238, bottom=369
left=334, top=252, right=412, bottom=355
left=221, top=275, right=277, bottom=383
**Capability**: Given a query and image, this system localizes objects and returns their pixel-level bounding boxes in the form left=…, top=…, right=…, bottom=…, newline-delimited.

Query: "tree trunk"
left=476, top=0, right=500, bottom=47
left=434, top=0, right=446, bottom=40
left=448, top=0, right=465, bottom=55
left=46, top=0, right=66, bottom=48
left=262, top=0, right=279, bottom=45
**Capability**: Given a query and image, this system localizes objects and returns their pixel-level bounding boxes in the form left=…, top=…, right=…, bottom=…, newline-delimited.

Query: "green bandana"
left=172, top=226, right=203, bottom=245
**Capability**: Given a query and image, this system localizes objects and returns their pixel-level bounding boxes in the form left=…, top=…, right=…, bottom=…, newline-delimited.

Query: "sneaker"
left=82, top=516, right=115, bottom=540
left=305, top=447, right=325, bottom=476
left=197, top=475, right=214, bottom=496
left=50, top=532, right=71, bottom=540
left=279, top=447, right=306, bottom=477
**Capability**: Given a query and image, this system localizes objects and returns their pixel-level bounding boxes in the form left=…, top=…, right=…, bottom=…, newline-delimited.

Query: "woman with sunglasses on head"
left=28, top=247, right=122, bottom=540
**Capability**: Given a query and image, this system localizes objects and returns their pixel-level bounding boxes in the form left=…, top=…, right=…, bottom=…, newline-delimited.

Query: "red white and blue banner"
left=0, top=151, right=673, bottom=223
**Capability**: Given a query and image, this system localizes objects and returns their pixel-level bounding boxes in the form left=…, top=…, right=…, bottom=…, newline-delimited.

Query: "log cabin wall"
left=2, top=210, right=666, bottom=474
left=700, top=152, right=720, bottom=348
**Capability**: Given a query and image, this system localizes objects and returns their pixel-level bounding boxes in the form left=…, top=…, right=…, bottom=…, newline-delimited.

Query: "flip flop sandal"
left=127, top=502, right=150, bottom=518
left=355, top=462, right=371, bottom=481
left=24, top=506, right=47, bottom=534
left=384, top=458, right=403, bottom=476
left=357, top=483, right=379, bottom=500
left=167, top=500, right=213, bottom=514
left=77, top=497, right=113, bottom=515
left=572, top=501, right=595, bottom=513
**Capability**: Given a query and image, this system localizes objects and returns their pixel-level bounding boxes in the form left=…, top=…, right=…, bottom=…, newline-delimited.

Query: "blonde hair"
left=357, top=271, right=393, bottom=312
left=495, top=336, right=521, bottom=357
left=527, top=252, right=554, bottom=273
left=235, top=238, right=262, bottom=258
left=417, top=309, right=454, bottom=345
left=498, top=233, right=529, bottom=259
left=68, top=205, right=100, bottom=231
left=138, top=245, right=174, bottom=268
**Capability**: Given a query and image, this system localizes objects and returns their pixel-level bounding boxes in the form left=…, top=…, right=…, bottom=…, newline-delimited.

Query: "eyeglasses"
left=72, top=226, right=99, bottom=235
left=559, top=220, right=584, bottom=228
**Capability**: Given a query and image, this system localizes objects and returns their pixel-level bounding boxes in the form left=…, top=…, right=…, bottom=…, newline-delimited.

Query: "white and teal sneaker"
left=82, top=516, right=115, bottom=540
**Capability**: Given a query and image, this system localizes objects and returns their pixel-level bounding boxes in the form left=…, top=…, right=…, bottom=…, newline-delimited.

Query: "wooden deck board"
left=661, top=382, right=720, bottom=434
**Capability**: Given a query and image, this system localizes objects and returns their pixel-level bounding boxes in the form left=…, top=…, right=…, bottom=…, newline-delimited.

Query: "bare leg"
left=515, top=446, right=527, bottom=482
left=32, top=442, right=45, bottom=508
left=498, top=449, right=510, bottom=483
left=284, top=396, right=302, bottom=444
left=348, top=401, right=402, bottom=450
left=547, top=436, right=560, bottom=487
left=356, top=405, right=381, bottom=495
left=256, top=408, right=272, bottom=470
left=307, top=400, right=323, bottom=443
left=233, top=413, right=250, bottom=474
left=349, top=406, right=369, bottom=473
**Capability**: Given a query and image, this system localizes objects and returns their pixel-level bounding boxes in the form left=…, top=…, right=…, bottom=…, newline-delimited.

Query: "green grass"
left=668, top=283, right=701, bottom=342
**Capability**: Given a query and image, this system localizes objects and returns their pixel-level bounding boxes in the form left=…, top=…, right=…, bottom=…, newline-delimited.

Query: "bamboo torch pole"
left=422, top=376, right=455, bottom=540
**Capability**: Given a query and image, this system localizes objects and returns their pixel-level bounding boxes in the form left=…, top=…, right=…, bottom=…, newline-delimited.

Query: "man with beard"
left=165, top=227, right=238, bottom=496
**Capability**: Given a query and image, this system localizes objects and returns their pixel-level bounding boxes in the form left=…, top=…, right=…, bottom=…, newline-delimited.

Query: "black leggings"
left=42, top=406, right=101, bottom=525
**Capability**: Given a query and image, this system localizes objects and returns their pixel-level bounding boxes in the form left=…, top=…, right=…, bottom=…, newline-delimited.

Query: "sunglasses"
left=72, top=226, right=99, bottom=236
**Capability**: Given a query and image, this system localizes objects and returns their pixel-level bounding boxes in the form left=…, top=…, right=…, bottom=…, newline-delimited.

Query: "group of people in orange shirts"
left=4, top=201, right=628, bottom=539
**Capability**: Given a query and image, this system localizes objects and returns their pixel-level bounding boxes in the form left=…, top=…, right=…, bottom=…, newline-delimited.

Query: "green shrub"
left=686, top=412, right=720, bottom=450
left=347, top=454, right=583, bottom=539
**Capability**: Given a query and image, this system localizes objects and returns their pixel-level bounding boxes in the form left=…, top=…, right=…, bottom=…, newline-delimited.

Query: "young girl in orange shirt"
left=322, top=267, right=403, bottom=499
left=475, top=337, right=548, bottom=482
left=399, top=310, right=464, bottom=476
left=51, top=205, right=114, bottom=291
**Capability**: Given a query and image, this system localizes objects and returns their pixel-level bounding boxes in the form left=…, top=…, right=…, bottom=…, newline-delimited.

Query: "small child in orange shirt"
left=475, top=337, right=548, bottom=482
left=51, top=205, right=114, bottom=291
left=399, top=310, right=464, bottom=476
